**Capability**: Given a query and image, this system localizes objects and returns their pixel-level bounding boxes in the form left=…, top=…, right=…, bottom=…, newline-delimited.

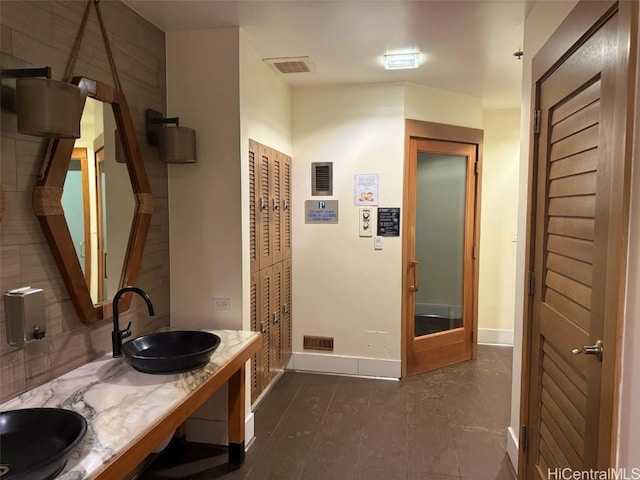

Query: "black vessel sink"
left=0, top=408, right=87, bottom=480
left=121, top=330, right=221, bottom=374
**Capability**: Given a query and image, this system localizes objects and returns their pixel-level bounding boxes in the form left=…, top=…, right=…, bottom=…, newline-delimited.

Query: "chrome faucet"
left=112, top=286, right=155, bottom=357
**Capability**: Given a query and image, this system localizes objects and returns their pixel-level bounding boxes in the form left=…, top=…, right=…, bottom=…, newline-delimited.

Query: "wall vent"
left=312, top=162, right=333, bottom=196
left=303, top=335, right=334, bottom=351
left=264, top=56, right=316, bottom=74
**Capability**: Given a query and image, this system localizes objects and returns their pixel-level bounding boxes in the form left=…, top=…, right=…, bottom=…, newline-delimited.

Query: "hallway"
left=141, top=345, right=515, bottom=480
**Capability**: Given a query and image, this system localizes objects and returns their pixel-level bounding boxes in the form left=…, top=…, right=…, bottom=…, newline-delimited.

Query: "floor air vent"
left=303, top=335, right=334, bottom=351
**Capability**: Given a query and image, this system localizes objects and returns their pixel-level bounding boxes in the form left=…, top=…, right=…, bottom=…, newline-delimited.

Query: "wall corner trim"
left=507, top=425, right=519, bottom=471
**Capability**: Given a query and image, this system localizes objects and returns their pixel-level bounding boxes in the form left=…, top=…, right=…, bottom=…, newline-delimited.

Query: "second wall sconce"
left=1, top=66, right=82, bottom=138
left=145, top=109, right=197, bottom=164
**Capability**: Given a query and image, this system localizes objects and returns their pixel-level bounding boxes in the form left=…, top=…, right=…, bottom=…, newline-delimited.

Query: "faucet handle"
left=122, top=322, right=132, bottom=339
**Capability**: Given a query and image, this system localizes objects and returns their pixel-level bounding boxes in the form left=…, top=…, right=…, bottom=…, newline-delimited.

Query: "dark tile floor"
left=139, top=345, right=516, bottom=480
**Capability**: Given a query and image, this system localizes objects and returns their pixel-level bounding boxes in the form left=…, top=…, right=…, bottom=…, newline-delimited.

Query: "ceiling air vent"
left=264, top=56, right=316, bottom=75
left=312, top=162, right=333, bottom=196
left=303, top=335, right=334, bottom=352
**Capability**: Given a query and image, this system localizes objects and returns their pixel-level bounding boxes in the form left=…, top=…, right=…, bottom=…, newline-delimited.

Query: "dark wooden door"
left=524, top=2, right=634, bottom=476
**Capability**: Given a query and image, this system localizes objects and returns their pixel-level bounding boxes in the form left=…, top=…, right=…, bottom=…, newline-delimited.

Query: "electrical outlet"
left=213, top=298, right=231, bottom=311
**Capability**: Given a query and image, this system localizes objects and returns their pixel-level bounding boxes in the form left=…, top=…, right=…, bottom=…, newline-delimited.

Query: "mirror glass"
left=61, top=98, right=135, bottom=304
left=36, top=76, right=153, bottom=323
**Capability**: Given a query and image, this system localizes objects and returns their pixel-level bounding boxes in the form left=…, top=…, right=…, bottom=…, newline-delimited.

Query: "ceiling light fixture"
left=383, top=51, right=420, bottom=70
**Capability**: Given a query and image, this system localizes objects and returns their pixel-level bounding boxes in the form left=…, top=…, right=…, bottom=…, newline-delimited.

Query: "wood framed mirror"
left=34, top=76, right=154, bottom=323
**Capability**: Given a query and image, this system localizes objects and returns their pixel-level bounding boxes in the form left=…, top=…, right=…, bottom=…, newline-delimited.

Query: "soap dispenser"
left=3, top=286, right=46, bottom=345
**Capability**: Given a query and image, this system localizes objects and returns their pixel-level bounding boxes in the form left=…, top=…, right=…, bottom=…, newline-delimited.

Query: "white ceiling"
left=123, top=0, right=530, bottom=109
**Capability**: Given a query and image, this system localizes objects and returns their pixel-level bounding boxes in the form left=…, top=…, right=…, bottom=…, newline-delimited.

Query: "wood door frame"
left=71, top=147, right=92, bottom=285
left=402, top=119, right=484, bottom=378
left=517, top=1, right=638, bottom=476
left=94, top=146, right=106, bottom=303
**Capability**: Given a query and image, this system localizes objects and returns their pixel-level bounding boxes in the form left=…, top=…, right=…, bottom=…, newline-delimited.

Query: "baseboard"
left=507, top=425, right=519, bottom=471
left=288, top=352, right=401, bottom=378
left=478, top=328, right=514, bottom=346
left=186, top=412, right=255, bottom=449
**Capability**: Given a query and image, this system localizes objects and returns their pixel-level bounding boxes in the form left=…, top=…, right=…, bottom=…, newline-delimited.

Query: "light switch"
left=511, top=230, right=518, bottom=243
left=359, top=208, right=373, bottom=237
left=374, top=236, right=383, bottom=250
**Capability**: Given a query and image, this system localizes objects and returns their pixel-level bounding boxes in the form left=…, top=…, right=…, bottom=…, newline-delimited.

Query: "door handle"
left=409, top=261, right=419, bottom=292
left=572, top=340, right=603, bottom=361
left=273, top=198, right=280, bottom=210
left=260, top=197, right=268, bottom=210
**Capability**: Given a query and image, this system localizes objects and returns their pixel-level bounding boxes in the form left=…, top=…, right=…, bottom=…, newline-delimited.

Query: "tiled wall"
left=0, top=1, right=170, bottom=402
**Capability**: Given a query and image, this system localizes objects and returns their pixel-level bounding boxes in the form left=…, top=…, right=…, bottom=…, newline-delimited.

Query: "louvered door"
left=282, top=257, right=292, bottom=365
left=526, top=3, right=632, bottom=476
left=249, top=141, right=260, bottom=274
left=270, top=262, right=283, bottom=373
left=250, top=271, right=262, bottom=403
left=248, top=140, right=294, bottom=402
left=282, top=154, right=292, bottom=259
left=259, top=266, right=272, bottom=387
left=259, top=145, right=273, bottom=270
left=272, top=151, right=283, bottom=264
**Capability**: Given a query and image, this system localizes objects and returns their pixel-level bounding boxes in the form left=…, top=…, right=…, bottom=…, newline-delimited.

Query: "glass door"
left=414, top=152, right=466, bottom=337
left=405, top=137, right=478, bottom=375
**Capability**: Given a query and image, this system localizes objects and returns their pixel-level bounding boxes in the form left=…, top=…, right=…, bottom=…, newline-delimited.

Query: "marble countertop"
left=0, top=329, right=260, bottom=480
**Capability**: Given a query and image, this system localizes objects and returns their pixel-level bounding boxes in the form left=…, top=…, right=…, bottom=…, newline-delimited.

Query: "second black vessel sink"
left=0, top=408, right=87, bottom=480
left=121, top=330, right=221, bottom=374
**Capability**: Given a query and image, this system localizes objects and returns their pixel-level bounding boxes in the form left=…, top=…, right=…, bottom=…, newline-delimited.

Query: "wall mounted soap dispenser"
left=3, top=286, right=46, bottom=345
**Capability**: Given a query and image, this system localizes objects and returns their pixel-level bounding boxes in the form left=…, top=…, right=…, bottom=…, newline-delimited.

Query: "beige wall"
left=239, top=31, right=293, bottom=329
left=166, top=28, right=242, bottom=331
left=405, top=82, right=484, bottom=128
left=167, top=27, right=293, bottom=442
left=477, top=109, right=520, bottom=339
left=617, top=2, right=640, bottom=467
left=0, top=1, right=169, bottom=402
left=291, top=83, right=405, bottom=361
left=291, top=83, right=483, bottom=365
left=507, top=0, right=586, bottom=466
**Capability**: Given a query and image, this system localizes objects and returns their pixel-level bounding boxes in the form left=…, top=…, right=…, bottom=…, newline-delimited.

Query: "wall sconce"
left=145, top=109, right=197, bottom=164
left=1, top=66, right=82, bottom=138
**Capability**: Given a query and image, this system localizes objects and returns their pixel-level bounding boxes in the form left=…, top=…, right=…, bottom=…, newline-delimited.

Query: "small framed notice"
left=377, top=208, right=400, bottom=237
left=354, top=174, right=379, bottom=206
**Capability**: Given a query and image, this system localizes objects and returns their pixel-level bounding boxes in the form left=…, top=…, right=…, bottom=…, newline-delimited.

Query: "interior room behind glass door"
left=414, top=152, right=467, bottom=337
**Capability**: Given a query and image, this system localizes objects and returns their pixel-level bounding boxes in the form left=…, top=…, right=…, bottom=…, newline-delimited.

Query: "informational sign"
left=305, top=200, right=339, bottom=224
left=377, top=207, right=400, bottom=236
left=354, top=174, right=379, bottom=206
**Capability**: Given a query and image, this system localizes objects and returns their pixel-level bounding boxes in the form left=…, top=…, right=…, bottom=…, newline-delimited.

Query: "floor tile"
left=408, top=473, right=461, bottom=480
left=352, top=465, right=407, bottom=480
left=140, top=346, right=515, bottom=480
left=407, top=420, right=459, bottom=476
left=451, top=427, right=511, bottom=479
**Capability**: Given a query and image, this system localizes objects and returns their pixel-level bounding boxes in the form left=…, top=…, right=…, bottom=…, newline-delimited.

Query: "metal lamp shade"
left=15, top=78, right=82, bottom=138
left=159, top=126, right=197, bottom=163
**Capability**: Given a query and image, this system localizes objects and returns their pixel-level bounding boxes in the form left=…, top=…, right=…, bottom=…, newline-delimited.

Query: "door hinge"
left=528, top=271, right=535, bottom=296
left=534, top=109, right=541, bottom=135
left=474, top=161, right=478, bottom=175
left=473, top=245, right=477, bottom=259
left=521, top=425, right=528, bottom=451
